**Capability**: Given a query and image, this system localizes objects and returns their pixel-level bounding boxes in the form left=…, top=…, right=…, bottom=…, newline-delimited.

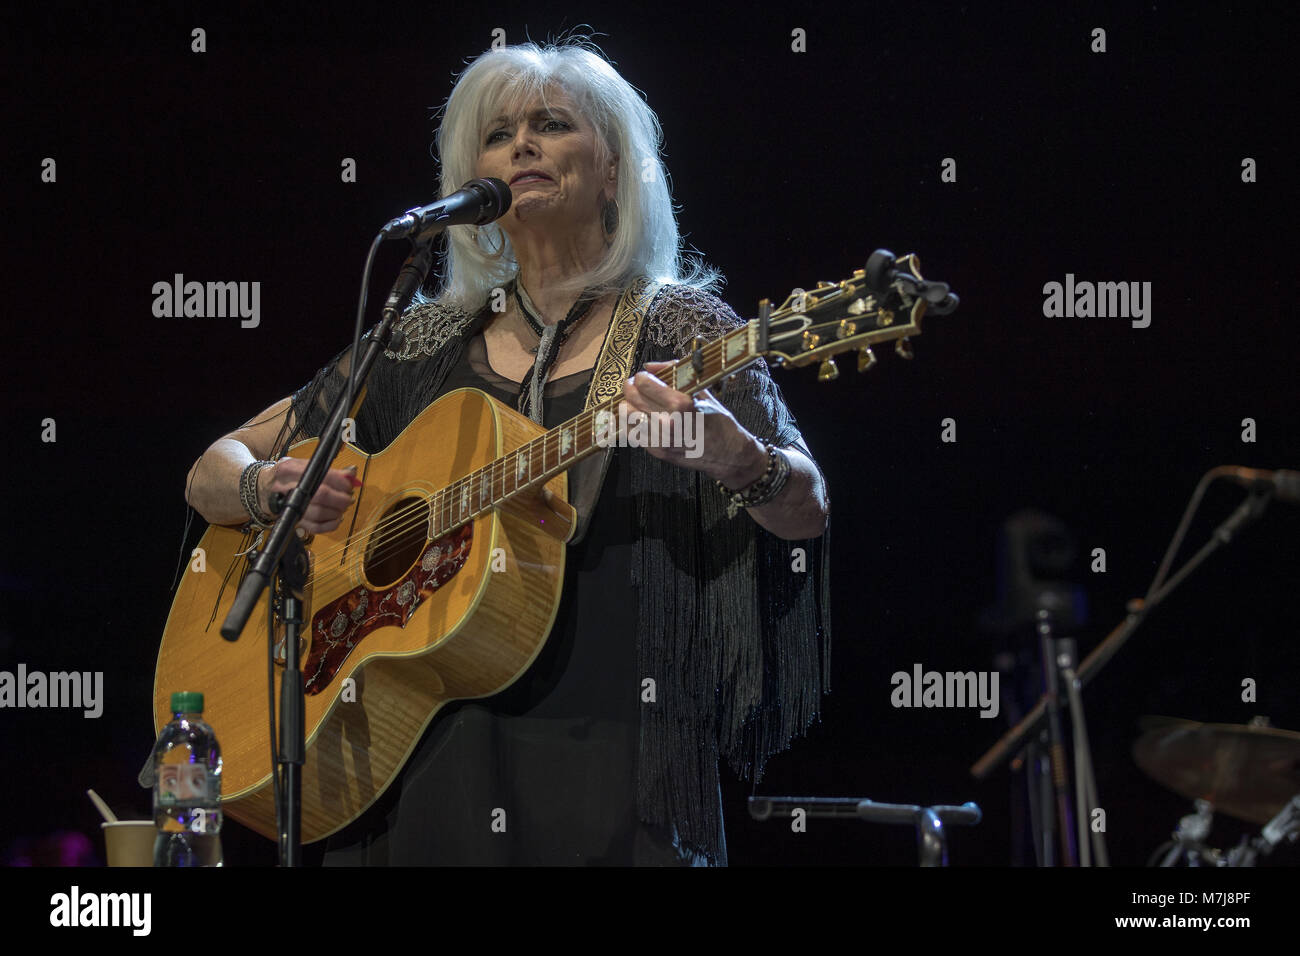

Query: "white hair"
left=426, top=38, right=719, bottom=309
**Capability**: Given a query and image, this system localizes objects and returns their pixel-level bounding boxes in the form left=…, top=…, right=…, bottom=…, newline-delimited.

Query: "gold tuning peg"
left=857, top=347, right=877, bottom=372
left=818, top=358, right=840, bottom=382
left=895, top=338, right=914, bottom=360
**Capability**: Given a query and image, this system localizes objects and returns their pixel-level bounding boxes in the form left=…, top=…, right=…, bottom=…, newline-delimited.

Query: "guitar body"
left=153, top=388, right=575, bottom=844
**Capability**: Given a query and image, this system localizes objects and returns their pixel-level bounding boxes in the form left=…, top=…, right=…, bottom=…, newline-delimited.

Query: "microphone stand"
left=971, top=486, right=1276, bottom=809
left=748, top=797, right=982, bottom=866
left=1059, top=635, right=1108, bottom=866
left=1035, top=609, right=1077, bottom=865
left=218, top=220, right=446, bottom=867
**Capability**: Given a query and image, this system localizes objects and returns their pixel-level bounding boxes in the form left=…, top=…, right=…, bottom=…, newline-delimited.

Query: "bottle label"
left=157, top=764, right=210, bottom=805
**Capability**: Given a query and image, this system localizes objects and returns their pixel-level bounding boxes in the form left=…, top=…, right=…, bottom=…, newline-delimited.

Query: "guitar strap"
left=567, top=275, right=661, bottom=544
left=584, top=276, right=661, bottom=408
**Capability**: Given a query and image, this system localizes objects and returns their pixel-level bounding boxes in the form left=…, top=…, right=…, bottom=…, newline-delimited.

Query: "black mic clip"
left=380, top=211, right=439, bottom=241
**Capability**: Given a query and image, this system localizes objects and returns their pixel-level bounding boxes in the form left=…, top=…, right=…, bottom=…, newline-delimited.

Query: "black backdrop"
left=2, top=1, right=1296, bottom=873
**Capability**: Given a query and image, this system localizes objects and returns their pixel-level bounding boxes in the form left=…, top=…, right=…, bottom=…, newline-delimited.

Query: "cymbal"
left=1133, top=717, right=1300, bottom=824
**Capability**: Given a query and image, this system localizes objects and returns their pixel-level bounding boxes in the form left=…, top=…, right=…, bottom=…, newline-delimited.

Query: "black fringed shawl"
left=269, top=283, right=832, bottom=864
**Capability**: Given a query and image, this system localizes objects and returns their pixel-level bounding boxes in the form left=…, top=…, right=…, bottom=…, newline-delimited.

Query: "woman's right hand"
left=258, top=459, right=362, bottom=534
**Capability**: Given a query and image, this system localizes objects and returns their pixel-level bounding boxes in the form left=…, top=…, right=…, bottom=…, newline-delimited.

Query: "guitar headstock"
left=755, top=250, right=958, bottom=380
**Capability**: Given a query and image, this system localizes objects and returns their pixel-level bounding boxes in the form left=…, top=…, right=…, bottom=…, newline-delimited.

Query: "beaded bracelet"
left=716, top=443, right=792, bottom=518
left=239, top=460, right=278, bottom=528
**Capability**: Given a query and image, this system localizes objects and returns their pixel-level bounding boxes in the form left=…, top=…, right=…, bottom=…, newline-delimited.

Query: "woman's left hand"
left=619, top=361, right=768, bottom=489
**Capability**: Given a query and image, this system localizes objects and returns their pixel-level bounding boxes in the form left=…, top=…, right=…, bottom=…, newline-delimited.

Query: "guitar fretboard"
left=428, top=321, right=758, bottom=536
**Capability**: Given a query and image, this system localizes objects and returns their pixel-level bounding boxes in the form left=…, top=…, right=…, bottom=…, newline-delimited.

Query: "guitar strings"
left=301, top=336, right=736, bottom=592
left=305, top=335, right=737, bottom=590
left=304, top=336, right=736, bottom=591
left=310, top=299, right=859, bottom=591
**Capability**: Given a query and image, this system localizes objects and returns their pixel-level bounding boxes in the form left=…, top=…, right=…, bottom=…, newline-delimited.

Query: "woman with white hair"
left=185, top=39, right=830, bottom=866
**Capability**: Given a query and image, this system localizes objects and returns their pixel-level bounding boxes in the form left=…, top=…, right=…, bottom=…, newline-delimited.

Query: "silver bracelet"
left=239, top=460, right=278, bottom=528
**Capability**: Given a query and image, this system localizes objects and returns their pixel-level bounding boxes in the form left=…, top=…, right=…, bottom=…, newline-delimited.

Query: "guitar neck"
left=429, top=322, right=758, bottom=536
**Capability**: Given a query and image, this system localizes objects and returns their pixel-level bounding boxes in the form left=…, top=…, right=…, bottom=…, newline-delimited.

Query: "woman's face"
left=475, top=87, right=615, bottom=231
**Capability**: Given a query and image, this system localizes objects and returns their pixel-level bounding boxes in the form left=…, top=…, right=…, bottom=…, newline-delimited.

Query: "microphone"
left=381, top=178, right=512, bottom=239
left=1219, top=466, right=1300, bottom=503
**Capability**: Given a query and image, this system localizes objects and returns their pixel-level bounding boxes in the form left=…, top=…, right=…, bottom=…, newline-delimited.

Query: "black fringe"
left=630, top=301, right=831, bottom=865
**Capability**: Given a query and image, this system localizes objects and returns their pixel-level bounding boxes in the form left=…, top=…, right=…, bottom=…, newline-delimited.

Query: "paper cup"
left=101, top=821, right=156, bottom=867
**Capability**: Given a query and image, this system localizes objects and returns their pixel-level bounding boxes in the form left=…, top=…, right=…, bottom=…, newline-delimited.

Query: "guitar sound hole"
left=363, top=496, right=429, bottom=589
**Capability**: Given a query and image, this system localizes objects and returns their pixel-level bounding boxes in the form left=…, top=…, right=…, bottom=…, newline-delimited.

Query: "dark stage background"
left=2, top=2, right=1296, bottom=874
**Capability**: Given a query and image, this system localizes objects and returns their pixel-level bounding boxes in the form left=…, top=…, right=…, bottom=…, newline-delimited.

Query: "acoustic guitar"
left=153, top=253, right=951, bottom=842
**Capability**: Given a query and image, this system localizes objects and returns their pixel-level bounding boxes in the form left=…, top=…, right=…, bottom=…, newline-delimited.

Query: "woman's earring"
left=602, top=197, right=619, bottom=237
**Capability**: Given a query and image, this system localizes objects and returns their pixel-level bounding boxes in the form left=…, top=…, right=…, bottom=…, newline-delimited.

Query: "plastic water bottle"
left=152, top=691, right=223, bottom=867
